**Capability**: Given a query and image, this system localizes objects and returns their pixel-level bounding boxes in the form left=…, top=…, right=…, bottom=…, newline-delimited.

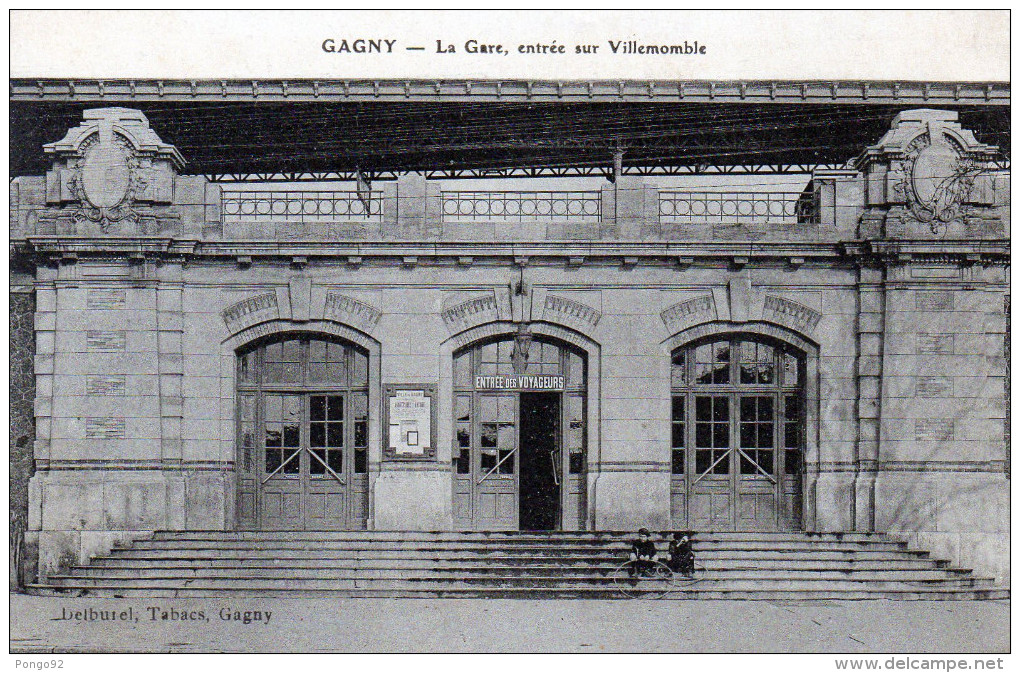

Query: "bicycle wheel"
left=611, top=561, right=675, bottom=599
left=669, top=562, right=706, bottom=587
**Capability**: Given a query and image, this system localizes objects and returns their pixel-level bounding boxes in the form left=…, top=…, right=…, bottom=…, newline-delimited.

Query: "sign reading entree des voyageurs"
left=474, top=375, right=565, bottom=391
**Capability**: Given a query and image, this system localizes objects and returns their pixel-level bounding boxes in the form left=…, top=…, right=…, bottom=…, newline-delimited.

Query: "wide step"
left=85, top=557, right=950, bottom=571
left=66, top=566, right=974, bottom=581
left=29, top=531, right=1004, bottom=600
left=127, top=539, right=911, bottom=552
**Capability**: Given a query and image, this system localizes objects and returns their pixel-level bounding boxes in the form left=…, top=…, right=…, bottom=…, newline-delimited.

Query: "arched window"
left=670, top=335, right=804, bottom=531
left=235, top=334, right=369, bottom=531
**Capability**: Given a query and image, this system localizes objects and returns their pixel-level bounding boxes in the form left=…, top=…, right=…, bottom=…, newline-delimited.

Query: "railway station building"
left=8, top=79, right=1010, bottom=585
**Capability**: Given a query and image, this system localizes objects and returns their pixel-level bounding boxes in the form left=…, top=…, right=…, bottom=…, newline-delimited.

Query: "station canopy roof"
left=9, top=79, right=1010, bottom=181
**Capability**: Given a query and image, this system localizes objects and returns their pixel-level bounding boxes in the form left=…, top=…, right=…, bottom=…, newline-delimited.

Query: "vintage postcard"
left=7, top=9, right=1011, bottom=665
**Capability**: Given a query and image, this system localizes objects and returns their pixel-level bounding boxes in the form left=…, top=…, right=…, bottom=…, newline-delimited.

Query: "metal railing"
left=442, top=191, right=602, bottom=222
left=658, top=191, right=817, bottom=225
left=221, top=190, right=384, bottom=222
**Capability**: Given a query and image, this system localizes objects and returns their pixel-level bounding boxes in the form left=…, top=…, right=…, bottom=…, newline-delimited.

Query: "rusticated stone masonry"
left=9, top=291, right=35, bottom=589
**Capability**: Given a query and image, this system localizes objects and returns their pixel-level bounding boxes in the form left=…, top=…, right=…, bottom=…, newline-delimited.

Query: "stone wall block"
left=592, top=471, right=671, bottom=531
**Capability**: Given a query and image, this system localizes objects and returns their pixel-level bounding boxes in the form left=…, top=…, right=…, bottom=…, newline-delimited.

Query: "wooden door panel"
left=711, top=491, right=731, bottom=523
left=475, top=482, right=517, bottom=526
left=263, top=491, right=283, bottom=521
left=670, top=476, right=687, bottom=527
left=738, top=494, right=754, bottom=521
left=326, top=492, right=345, bottom=520
left=496, top=492, right=516, bottom=521
left=563, top=475, right=585, bottom=530
left=453, top=496, right=472, bottom=522
left=477, top=492, right=497, bottom=519
left=303, top=485, right=344, bottom=530
left=304, top=487, right=347, bottom=528
left=474, top=393, right=518, bottom=530
left=236, top=392, right=259, bottom=530
left=349, top=475, right=369, bottom=530
left=692, top=482, right=732, bottom=530
left=737, top=491, right=776, bottom=528
left=780, top=475, right=802, bottom=531
left=262, top=488, right=303, bottom=530
left=475, top=479, right=517, bottom=530
left=736, top=477, right=778, bottom=530
left=734, top=394, right=779, bottom=531
left=305, top=393, right=347, bottom=530
left=305, top=490, right=326, bottom=521
left=261, top=491, right=303, bottom=528
left=691, top=493, right=710, bottom=526
left=476, top=492, right=514, bottom=530
left=452, top=476, right=473, bottom=528
left=561, top=393, right=585, bottom=531
left=238, top=478, right=257, bottom=525
left=305, top=484, right=346, bottom=528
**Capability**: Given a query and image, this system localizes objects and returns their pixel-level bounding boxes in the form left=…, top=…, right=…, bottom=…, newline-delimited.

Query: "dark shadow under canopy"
left=9, top=101, right=1009, bottom=180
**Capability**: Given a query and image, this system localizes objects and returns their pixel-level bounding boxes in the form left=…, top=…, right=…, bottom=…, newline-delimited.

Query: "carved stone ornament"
left=68, top=132, right=147, bottom=230
left=510, top=323, right=533, bottom=375
left=43, top=107, right=184, bottom=232
left=856, top=109, right=999, bottom=236
left=894, top=132, right=977, bottom=232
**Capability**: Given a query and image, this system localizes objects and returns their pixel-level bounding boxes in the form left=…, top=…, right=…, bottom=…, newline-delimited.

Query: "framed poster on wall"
left=383, top=384, right=437, bottom=460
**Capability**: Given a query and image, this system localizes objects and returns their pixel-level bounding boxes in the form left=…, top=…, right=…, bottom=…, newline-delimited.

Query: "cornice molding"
left=11, top=78, right=1011, bottom=105
left=12, top=236, right=1009, bottom=268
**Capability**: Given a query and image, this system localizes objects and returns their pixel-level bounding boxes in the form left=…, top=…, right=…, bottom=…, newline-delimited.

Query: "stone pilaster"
left=390, top=172, right=427, bottom=239
left=853, top=265, right=884, bottom=531
left=157, top=264, right=186, bottom=530
left=599, top=182, right=617, bottom=238
left=614, top=176, right=654, bottom=240
left=31, top=269, right=56, bottom=475
left=24, top=264, right=56, bottom=581
left=156, top=267, right=185, bottom=462
left=811, top=168, right=861, bottom=239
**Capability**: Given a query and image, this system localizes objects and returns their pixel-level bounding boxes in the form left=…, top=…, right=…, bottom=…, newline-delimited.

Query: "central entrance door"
left=452, top=335, right=587, bottom=531
left=235, top=335, right=370, bottom=531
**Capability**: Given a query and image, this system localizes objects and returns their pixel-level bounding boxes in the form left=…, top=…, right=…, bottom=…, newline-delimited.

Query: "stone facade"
left=9, top=282, right=36, bottom=587
left=9, top=107, right=1010, bottom=586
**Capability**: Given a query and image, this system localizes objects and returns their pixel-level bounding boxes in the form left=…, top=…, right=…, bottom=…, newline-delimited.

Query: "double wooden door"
left=453, top=392, right=576, bottom=530
left=235, top=336, right=370, bottom=531
left=676, top=393, right=799, bottom=531
left=257, top=392, right=368, bottom=530
left=670, top=337, right=804, bottom=531
left=451, top=337, right=588, bottom=531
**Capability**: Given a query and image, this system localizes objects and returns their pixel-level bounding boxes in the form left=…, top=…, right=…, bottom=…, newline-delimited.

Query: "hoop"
left=611, top=560, right=675, bottom=599
left=668, top=562, right=706, bottom=586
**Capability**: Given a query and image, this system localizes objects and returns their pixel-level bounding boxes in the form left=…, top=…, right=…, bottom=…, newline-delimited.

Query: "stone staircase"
left=28, top=531, right=1008, bottom=599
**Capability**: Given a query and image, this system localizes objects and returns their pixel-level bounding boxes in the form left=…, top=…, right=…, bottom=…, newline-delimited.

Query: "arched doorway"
left=235, top=334, right=370, bottom=530
left=670, top=334, right=805, bottom=531
left=451, top=333, right=587, bottom=531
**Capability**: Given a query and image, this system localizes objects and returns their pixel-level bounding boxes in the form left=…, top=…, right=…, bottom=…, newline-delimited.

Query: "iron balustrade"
left=442, top=191, right=602, bottom=222
left=658, top=191, right=818, bottom=225
left=221, top=190, right=384, bottom=223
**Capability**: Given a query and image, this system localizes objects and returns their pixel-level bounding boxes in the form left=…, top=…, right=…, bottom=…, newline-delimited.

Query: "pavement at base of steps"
left=9, top=593, right=1010, bottom=654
